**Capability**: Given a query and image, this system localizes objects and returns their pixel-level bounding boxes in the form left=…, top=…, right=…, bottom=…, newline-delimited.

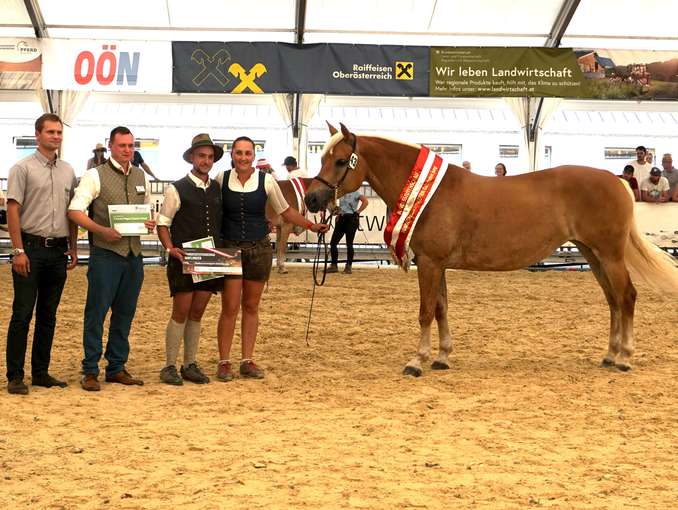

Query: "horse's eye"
left=336, top=159, right=347, bottom=166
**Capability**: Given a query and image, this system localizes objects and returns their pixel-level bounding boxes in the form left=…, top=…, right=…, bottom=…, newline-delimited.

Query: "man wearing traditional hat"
left=283, top=156, right=308, bottom=179
left=87, top=143, right=107, bottom=170
left=155, top=134, right=224, bottom=385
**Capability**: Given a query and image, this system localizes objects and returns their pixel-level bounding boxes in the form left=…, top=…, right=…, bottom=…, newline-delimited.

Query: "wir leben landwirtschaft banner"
left=430, top=47, right=678, bottom=99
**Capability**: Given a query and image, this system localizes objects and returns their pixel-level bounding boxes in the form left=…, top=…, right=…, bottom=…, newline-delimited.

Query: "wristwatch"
left=11, top=248, right=25, bottom=256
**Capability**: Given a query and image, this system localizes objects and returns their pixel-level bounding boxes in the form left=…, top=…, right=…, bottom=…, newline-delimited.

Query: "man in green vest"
left=68, top=126, right=156, bottom=391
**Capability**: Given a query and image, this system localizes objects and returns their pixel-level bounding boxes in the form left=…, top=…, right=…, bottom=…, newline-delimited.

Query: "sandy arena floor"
left=0, top=264, right=676, bottom=509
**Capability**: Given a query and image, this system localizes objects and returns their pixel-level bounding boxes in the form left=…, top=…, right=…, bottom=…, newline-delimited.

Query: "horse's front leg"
left=404, top=256, right=443, bottom=377
left=431, top=272, right=452, bottom=370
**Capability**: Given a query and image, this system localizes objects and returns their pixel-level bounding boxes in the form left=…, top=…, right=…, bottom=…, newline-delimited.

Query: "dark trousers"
left=330, top=213, right=360, bottom=266
left=82, top=247, right=144, bottom=377
left=6, top=246, right=67, bottom=381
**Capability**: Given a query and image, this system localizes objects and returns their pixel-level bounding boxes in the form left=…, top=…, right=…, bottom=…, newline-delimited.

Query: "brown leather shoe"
left=8, top=378, right=29, bottom=395
left=105, top=370, right=144, bottom=386
left=81, top=374, right=101, bottom=392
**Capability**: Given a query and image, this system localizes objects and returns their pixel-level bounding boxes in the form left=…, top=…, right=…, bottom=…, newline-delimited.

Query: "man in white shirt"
left=660, top=153, right=678, bottom=200
left=68, top=126, right=156, bottom=391
left=283, top=156, right=308, bottom=179
left=628, top=145, right=653, bottom=185
left=155, top=134, right=224, bottom=386
left=640, top=167, right=670, bottom=203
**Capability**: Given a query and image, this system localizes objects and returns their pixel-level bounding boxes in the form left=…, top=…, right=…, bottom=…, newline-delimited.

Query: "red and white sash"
left=384, top=146, right=446, bottom=270
left=289, top=177, right=307, bottom=214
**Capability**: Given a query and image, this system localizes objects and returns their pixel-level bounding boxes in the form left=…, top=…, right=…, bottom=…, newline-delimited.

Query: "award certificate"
left=108, top=204, right=152, bottom=236
left=181, top=237, right=242, bottom=282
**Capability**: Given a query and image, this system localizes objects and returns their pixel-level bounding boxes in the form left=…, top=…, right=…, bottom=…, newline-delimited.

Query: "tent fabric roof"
left=2, top=0, right=678, bottom=49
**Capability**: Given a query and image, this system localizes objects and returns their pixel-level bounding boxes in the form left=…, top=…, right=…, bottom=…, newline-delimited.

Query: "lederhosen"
left=221, top=170, right=272, bottom=282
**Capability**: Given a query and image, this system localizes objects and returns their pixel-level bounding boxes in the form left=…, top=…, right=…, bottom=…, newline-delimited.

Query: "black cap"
left=283, top=156, right=297, bottom=166
left=650, top=167, right=662, bottom=176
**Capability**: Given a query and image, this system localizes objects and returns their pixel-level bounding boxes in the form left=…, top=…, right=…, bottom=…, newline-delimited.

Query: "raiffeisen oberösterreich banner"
left=172, top=42, right=428, bottom=96
left=42, top=39, right=172, bottom=92
left=0, top=38, right=41, bottom=90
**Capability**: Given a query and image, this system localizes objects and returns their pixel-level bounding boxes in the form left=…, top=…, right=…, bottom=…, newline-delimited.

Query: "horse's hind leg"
left=575, top=242, right=637, bottom=371
left=404, top=256, right=443, bottom=377
left=599, top=258, right=636, bottom=371
left=276, top=223, right=291, bottom=274
left=431, top=272, right=452, bottom=370
left=574, top=242, right=621, bottom=367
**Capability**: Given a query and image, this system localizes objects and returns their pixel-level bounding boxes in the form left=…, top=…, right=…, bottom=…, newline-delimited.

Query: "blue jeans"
left=82, top=247, right=144, bottom=377
left=6, top=246, right=67, bottom=381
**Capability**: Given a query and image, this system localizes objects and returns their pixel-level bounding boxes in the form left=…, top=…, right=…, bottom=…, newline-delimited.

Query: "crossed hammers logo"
left=191, top=49, right=231, bottom=86
left=228, top=63, right=267, bottom=93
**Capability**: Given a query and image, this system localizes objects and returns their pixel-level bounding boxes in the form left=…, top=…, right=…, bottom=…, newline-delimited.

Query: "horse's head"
left=305, top=122, right=366, bottom=213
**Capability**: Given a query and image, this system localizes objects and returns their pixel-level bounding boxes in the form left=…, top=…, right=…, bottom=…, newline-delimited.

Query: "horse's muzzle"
left=305, top=189, right=333, bottom=213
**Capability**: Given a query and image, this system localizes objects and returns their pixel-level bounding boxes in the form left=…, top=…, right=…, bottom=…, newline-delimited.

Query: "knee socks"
left=165, top=319, right=185, bottom=367
left=183, top=320, right=201, bottom=366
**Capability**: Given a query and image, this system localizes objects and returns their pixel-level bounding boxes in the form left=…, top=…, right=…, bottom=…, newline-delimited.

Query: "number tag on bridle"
left=348, top=152, right=358, bottom=170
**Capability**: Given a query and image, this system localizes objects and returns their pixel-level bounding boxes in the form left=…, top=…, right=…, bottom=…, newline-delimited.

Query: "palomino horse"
left=305, top=123, right=678, bottom=376
left=267, top=178, right=314, bottom=274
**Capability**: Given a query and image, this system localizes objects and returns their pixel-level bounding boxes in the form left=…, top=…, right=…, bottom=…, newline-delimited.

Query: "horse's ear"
left=339, top=123, right=351, bottom=139
left=326, top=121, right=338, bottom=135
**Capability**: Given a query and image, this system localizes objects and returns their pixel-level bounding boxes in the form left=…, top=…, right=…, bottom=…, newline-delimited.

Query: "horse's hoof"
left=430, top=361, right=450, bottom=370
left=615, top=363, right=632, bottom=372
left=600, top=358, right=616, bottom=368
left=403, top=366, right=422, bottom=377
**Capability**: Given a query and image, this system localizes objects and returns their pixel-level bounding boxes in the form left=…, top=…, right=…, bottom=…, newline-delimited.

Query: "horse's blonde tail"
left=625, top=220, right=678, bottom=295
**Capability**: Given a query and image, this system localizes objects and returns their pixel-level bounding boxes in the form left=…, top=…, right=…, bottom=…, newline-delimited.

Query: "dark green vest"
left=89, top=161, right=147, bottom=257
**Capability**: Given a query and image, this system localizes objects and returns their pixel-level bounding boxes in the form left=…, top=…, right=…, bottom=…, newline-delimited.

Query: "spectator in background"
left=255, top=158, right=277, bottom=178
left=283, top=156, right=308, bottom=179
left=327, top=191, right=369, bottom=275
left=629, top=145, right=653, bottom=184
left=645, top=151, right=654, bottom=165
left=494, top=163, right=507, bottom=176
left=0, top=188, right=6, bottom=231
left=660, top=153, right=678, bottom=200
left=618, top=164, right=640, bottom=201
left=462, top=161, right=472, bottom=171
left=87, top=143, right=107, bottom=170
left=640, top=167, right=670, bottom=203
left=133, top=149, right=159, bottom=180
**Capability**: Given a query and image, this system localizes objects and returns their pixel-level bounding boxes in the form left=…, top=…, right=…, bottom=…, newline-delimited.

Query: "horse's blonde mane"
left=321, top=132, right=420, bottom=158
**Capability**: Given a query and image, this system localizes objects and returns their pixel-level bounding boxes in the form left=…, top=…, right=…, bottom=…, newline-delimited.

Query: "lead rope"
left=304, top=209, right=332, bottom=346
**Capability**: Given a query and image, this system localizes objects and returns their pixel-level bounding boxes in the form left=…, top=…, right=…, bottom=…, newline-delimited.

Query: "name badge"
left=135, top=185, right=145, bottom=194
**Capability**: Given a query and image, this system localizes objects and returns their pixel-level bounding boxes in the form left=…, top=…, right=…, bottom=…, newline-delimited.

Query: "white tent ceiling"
left=2, top=0, right=678, bottom=176
left=3, top=0, right=678, bottom=49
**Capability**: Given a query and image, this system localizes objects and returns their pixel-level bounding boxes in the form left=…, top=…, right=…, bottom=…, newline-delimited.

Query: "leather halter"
left=312, top=134, right=359, bottom=192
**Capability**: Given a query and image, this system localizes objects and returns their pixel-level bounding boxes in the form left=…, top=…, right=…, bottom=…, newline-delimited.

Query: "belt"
left=21, top=232, right=68, bottom=248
